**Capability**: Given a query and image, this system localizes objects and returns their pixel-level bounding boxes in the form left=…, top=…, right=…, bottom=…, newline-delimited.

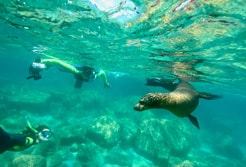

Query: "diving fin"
left=187, top=115, right=200, bottom=129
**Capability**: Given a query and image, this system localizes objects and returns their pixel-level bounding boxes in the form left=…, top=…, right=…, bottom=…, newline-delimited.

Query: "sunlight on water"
left=0, top=0, right=245, bottom=82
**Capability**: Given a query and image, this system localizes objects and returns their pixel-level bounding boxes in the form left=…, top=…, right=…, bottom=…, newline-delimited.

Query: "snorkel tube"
left=25, top=116, right=52, bottom=141
left=25, top=116, right=38, bottom=133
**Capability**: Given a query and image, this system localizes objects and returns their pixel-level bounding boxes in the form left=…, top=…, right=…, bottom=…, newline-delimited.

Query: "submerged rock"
left=32, top=140, right=57, bottom=156
left=172, top=160, right=194, bottom=167
left=77, top=143, right=101, bottom=163
left=46, top=153, right=64, bottom=167
left=104, top=149, right=133, bottom=166
left=2, top=84, right=51, bottom=113
left=6, top=85, right=50, bottom=105
left=87, top=115, right=120, bottom=148
left=212, top=133, right=244, bottom=161
left=118, top=118, right=138, bottom=149
left=134, top=118, right=192, bottom=165
left=12, top=154, right=46, bottom=167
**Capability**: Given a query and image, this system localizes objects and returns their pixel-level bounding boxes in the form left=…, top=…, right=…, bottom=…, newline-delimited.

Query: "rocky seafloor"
left=0, top=82, right=244, bottom=167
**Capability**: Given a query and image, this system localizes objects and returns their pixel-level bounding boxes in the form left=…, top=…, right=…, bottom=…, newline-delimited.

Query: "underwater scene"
left=0, top=0, right=246, bottom=166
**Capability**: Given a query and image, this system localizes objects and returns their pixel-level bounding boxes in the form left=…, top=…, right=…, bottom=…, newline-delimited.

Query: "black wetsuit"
left=0, top=127, right=29, bottom=154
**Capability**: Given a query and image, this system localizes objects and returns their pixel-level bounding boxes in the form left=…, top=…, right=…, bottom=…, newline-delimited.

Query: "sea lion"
left=134, top=77, right=221, bottom=129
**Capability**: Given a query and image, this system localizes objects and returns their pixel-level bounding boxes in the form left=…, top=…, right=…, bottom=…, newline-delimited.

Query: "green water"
left=0, top=0, right=246, bottom=166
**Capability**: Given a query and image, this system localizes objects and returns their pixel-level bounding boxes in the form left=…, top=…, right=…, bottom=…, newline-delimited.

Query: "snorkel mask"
left=82, top=66, right=96, bottom=81
left=37, top=128, right=52, bottom=141
left=25, top=116, right=52, bottom=141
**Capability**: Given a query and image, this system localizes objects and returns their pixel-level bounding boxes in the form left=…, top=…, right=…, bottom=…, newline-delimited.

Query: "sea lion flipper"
left=187, top=115, right=200, bottom=129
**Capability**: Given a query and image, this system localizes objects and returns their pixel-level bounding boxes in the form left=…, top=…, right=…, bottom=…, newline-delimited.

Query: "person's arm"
left=41, top=59, right=80, bottom=74
left=96, top=70, right=110, bottom=87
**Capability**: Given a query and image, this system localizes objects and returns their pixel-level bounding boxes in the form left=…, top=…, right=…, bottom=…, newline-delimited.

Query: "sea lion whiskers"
left=135, top=93, right=171, bottom=111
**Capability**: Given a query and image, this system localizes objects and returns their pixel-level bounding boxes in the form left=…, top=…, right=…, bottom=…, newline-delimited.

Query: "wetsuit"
left=0, top=127, right=35, bottom=154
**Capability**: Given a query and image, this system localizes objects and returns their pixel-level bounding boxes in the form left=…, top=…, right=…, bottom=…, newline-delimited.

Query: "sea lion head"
left=134, top=93, right=163, bottom=111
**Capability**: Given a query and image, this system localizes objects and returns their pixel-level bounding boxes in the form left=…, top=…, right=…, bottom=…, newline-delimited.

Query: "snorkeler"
left=27, top=58, right=111, bottom=88
left=0, top=117, right=52, bottom=154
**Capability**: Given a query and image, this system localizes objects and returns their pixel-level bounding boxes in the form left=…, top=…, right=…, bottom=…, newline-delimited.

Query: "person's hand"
left=104, top=82, right=111, bottom=88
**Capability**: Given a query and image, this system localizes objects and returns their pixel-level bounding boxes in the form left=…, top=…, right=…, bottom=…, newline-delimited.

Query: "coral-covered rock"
left=56, top=119, right=88, bottom=147
left=59, top=135, right=86, bottom=146
left=32, top=140, right=57, bottom=156
left=118, top=118, right=137, bottom=148
left=173, top=160, right=194, bottom=167
left=12, top=154, right=46, bottom=167
left=134, top=118, right=192, bottom=165
left=47, top=153, right=63, bottom=167
left=77, top=143, right=101, bottom=162
left=6, top=86, right=50, bottom=105
left=104, top=149, right=133, bottom=166
left=87, top=115, right=120, bottom=148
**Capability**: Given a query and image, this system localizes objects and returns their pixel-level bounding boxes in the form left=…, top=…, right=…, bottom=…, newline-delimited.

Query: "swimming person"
left=27, top=58, right=111, bottom=88
left=0, top=117, right=52, bottom=154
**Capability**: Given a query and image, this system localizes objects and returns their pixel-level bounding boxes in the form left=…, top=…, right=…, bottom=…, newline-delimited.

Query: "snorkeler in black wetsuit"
left=0, top=118, right=52, bottom=154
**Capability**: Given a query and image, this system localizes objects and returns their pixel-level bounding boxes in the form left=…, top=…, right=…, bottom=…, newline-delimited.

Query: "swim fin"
left=187, top=115, right=200, bottom=129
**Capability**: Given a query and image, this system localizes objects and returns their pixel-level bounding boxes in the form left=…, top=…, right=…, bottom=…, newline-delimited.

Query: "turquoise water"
left=0, top=0, right=245, bottom=166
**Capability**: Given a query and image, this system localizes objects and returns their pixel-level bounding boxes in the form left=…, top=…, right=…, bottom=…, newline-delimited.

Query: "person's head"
left=81, top=66, right=96, bottom=82
left=73, top=65, right=96, bottom=88
left=35, top=125, right=52, bottom=141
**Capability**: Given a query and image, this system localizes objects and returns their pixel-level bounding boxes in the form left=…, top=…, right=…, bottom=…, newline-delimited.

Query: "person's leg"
left=145, top=77, right=179, bottom=91
left=0, top=127, right=11, bottom=154
left=9, top=134, right=26, bottom=146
